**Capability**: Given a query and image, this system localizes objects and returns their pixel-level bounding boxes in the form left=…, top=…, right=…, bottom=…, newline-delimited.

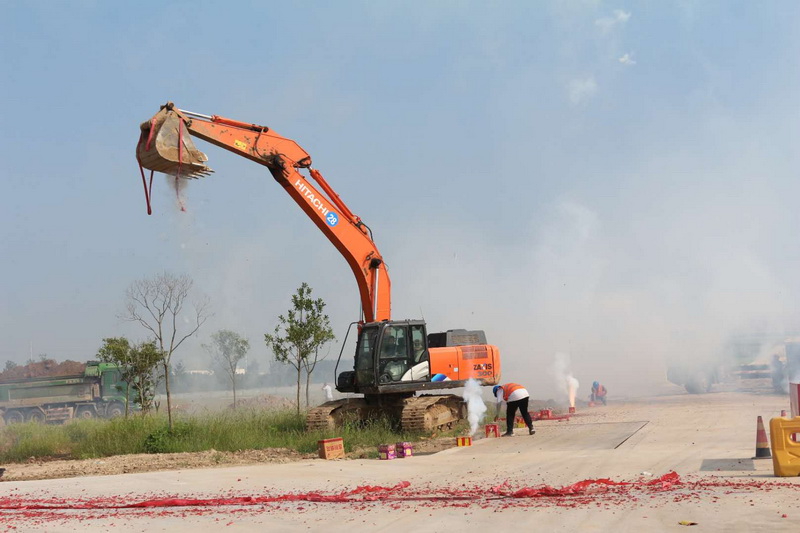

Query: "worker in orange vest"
left=590, top=381, right=607, bottom=405
left=493, top=383, right=535, bottom=437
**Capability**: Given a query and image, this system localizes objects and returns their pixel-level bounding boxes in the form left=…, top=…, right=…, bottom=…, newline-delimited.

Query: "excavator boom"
left=137, top=103, right=391, bottom=323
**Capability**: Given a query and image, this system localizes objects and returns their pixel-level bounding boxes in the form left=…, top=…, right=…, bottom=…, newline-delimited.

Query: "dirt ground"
left=0, top=390, right=578, bottom=482
left=4, top=384, right=800, bottom=532
left=0, top=389, right=576, bottom=483
left=0, top=434, right=460, bottom=483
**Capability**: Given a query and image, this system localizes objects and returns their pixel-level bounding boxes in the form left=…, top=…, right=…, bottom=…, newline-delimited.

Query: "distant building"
left=186, top=370, right=214, bottom=376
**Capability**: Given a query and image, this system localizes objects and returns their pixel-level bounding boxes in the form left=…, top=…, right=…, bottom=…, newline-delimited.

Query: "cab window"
left=356, top=327, right=378, bottom=370
left=410, top=325, right=427, bottom=363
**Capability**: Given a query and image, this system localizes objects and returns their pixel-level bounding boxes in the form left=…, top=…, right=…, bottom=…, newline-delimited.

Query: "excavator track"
left=306, top=395, right=466, bottom=432
left=305, top=398, right=370, bottom=432
left=400, top=395, right=465, bottom=432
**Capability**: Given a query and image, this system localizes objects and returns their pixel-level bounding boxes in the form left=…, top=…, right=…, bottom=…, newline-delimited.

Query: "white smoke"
left=550, top=352, right=579, bottom=407
left=463, top=378, right=487, bottom=436
left=567, top=375, right=580, bottom=408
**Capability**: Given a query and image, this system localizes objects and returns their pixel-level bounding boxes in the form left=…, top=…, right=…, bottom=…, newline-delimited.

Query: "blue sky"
left=2, top=1, right=799, bottom=397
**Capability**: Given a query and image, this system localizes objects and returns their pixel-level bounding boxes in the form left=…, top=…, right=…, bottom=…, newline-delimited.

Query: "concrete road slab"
left=3, top=391, right=800, bottom=531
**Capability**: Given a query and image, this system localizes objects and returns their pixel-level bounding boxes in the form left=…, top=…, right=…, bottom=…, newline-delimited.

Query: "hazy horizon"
left=3, top=1, right=799, bottom=402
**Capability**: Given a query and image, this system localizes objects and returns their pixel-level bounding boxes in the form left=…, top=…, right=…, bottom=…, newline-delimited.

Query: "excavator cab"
left=341, top=321, right=431, bottom=393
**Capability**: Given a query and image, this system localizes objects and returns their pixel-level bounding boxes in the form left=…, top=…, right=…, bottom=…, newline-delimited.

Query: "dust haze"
left=160, top=116, right=800, bottom=405
left=3, top=4, right=799, bottom=407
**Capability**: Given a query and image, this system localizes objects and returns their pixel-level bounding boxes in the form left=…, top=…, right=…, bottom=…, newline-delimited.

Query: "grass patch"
left=0, top=408, right=466, bottom=462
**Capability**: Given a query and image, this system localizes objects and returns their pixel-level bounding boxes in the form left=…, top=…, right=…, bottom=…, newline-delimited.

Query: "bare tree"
left=122, top=272, right=210, bottom=430
left=203, top=330, right=250, bottom=409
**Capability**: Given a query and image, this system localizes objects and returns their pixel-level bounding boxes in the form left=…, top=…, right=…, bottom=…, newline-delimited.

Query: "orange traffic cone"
left=753, top=415, right=771, bottom=459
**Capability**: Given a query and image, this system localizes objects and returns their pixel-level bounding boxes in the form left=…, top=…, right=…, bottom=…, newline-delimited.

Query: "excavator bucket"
left=137, top=108, right=213, bottom=179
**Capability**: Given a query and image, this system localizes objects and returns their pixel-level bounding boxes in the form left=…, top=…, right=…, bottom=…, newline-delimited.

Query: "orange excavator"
left=136, top=102, right=501, bottom=431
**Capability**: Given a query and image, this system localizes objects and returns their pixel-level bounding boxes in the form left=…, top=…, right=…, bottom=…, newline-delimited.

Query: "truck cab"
left=84, top=361, right=130, bottom=403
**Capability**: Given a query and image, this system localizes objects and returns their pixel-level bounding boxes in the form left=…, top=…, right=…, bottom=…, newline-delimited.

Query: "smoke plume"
left=551, top=352, right=579, bottom=407
left=463, top=378, right=487, bottom=436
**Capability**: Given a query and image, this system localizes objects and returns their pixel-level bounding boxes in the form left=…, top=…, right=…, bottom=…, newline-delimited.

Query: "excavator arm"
left=136, top=102, right=391, bottom=323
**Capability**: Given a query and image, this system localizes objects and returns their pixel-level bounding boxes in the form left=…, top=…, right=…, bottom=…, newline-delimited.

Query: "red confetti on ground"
left=2, top=473, right=799, bottom=526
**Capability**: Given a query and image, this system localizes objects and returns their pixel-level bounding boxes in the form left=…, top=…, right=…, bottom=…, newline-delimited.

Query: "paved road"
left=3, top=389, right=798, bottom=532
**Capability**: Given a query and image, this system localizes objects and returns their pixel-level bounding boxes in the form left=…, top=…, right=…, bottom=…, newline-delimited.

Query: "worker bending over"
left=590, top=381, right=607, bottom=405
left=494, top=383, right=535, bottom=437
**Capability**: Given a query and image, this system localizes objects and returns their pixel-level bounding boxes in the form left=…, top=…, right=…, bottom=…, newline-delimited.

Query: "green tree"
left=203, top=330, right=250, bottom=409
left=265, top=283, right=335, bottom=414
left=131, top=341, right=164, bottom=413
left=121, top=271, right=210, bottom=430
left=97, top=337, right=163, bottom=415
left=302, top=331, right=334, bottom=408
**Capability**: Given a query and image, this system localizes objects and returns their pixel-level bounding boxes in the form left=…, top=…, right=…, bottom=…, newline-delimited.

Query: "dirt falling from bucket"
left=169, top=175, right=188, bottom=212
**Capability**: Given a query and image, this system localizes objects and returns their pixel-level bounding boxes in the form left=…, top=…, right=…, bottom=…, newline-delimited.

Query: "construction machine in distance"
left=136, top=102, right=501, bottom=432
left=0, top=361, right=131, bottom=424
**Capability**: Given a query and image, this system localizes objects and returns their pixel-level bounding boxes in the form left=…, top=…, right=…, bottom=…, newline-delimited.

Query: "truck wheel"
left=106, top=402, right=124, bottom=418
left=4, top=410, right=24, bottom=425
left=26, top=410, right=45, bottom=423
left=75, top=406, right=96, bottom=420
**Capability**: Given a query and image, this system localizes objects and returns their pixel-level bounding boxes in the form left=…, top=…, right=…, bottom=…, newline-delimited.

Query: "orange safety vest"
left=501, top=383, right=524, bottom=401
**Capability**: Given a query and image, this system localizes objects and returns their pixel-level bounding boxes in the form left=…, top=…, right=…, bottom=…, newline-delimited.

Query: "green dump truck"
left=0, top=361, right=130, bottom=424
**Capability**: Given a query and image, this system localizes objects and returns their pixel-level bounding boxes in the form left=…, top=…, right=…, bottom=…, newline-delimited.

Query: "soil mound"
left=0, top=359, right=87, bottom=382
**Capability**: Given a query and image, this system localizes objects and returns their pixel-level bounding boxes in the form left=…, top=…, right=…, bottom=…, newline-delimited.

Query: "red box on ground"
left=318, top=438, right=345, bottom=460
left=456, top=436, right=472, bottom=446
left=485, top=424, right=500, bottom=438
left=378, top=444, right=396, bottom=460
left=396, top=442, right=413, bottom=457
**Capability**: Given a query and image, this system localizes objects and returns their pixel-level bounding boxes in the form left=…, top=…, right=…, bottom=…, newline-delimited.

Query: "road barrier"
left=769, top=417, right=800, bottom=476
